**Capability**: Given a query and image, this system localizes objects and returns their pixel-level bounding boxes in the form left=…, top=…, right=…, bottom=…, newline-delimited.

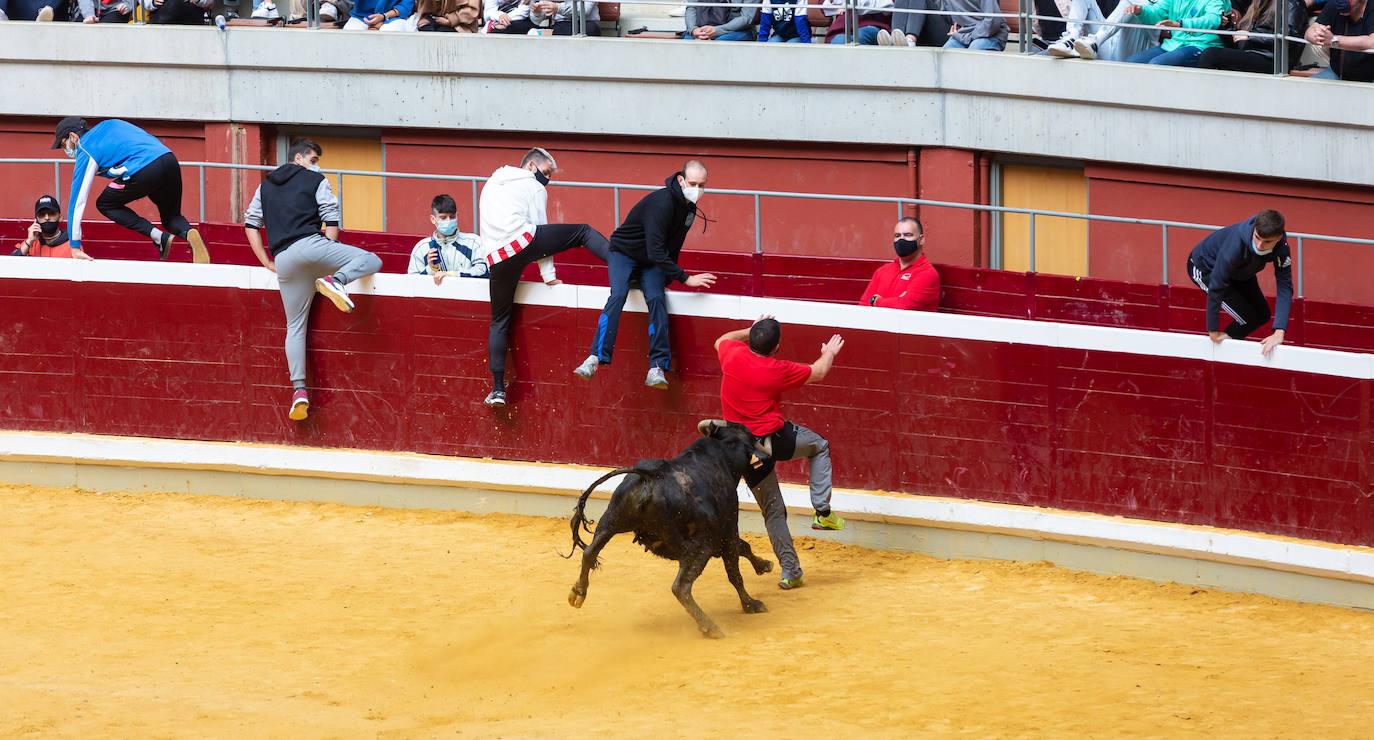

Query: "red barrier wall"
left=2, top=267, right=1372, bottom=548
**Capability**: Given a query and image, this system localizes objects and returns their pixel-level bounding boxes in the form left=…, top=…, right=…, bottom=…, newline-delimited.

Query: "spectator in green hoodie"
left=1121, top=0, right=1228, bottom=65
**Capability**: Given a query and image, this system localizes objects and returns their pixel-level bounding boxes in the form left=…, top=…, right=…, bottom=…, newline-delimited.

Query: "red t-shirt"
left=717, top=339, right=811, bottom=436
left=860, top=255, right=939, bottom=311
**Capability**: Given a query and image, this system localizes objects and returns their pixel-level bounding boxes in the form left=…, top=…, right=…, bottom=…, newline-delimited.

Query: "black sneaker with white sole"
left=157, top=231, right=174, bottom=260
left=484, top=389, right=507, bottom=407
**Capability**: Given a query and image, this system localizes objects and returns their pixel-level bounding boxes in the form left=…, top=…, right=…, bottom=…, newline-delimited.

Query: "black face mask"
left=39, top=220, right=61, bottom=237
left=894, top=238, right=920, bottom=258
left=534, top=169, right=550, bottom=187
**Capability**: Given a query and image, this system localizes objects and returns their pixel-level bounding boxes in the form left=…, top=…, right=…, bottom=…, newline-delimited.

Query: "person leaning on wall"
left=10, top=195, right=93, bottom=260
left=860, top=216, right=939, bottom=311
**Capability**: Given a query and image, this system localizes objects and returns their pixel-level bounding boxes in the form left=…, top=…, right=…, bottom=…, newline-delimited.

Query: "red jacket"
left=861, top=255, right=939, bottom=311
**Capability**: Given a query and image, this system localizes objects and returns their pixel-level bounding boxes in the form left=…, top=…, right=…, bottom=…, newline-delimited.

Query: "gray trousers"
left=748, top=423, right=833, bottom=580
left=274, top=233, right=383, bottom=384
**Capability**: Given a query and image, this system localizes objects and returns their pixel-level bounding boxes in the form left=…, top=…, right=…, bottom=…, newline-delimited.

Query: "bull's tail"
left=564, top=467, right=646, bottom=560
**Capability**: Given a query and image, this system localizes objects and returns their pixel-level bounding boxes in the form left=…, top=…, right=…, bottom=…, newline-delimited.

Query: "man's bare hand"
left=25, top=222, right=41, bottom=243
left=545, top=278, right=563, bottom=286
left=693, top=25, right=717, bottom=39
left=948, top=23, right=960, bottom=35
left=1309, top=22, right=1333, bottom=45
left=684, top=272, right=717, bottom=289
left=1209, top=331, right=1226, bottom=345
left=1157, top=19, right=1180, bottom=27
left=1260, top=329, right=1285, bottom=357
left=433, top=272, right=446, bottom=286
left=821, top=334, right=844, bottom=356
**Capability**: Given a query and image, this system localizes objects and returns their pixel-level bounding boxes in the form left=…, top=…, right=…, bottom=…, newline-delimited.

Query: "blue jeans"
left=828, top=26, right=882, bottom=44
left=1124, top=44, right=1203, bottom=66
left=1312, top=67, right=1339, bottom=79
left=592, top=250, right=671, bottom=370
left=943, top=36, right=1005, bottom=51
left=683, top=29, right=755, bottom=40
left=766, top=34, right=810, bottom=42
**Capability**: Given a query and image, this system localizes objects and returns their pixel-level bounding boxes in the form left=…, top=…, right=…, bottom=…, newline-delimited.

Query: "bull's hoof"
left=569, top=589, right=585, bottom=608
left=754, top=559, right=774, bottom=575
left=744, top=599, right=768, bottom=614
left=703, top=626, right=725, bottom=639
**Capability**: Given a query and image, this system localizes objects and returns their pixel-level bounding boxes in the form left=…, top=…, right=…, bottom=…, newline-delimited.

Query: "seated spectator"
left=942, top=0, right=1010, bottom=50
left=880, top=0, right=950, bottom=47
left=10, top=195, right=93, bottom=260
left=0, top=0, right=56, bottom=19
left=287, top=0, right=348, bottom=23
left=527, top=0, right=599, bottom=35
left=407, top=194, right=486, bottom=283
left=824, top=0, right=893, bottom=44
left=146, top=0, right=211, bottom=24
left=1197, top=0, right=1305, bottom=72
left=483, top=0, right=530, bottom=32
left=1120, top=0, right=1228, bottom=65
left=343, top=0, right=412, bottom=29
left=86, top=0, right=131, bottom=22
left=1305, top=0, right=1374, bottom=81
left=684, top=0, right=758, bottom=40
left=758, top=0, right=811, bottom=42
left=860, top=217, right=939, bottom=311
left=1044, top=0, right=1160, bottom=60
left=412, top=0, right=479, bottom=29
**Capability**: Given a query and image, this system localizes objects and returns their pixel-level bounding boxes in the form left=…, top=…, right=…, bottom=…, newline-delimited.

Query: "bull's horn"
left=697, top=419, right=728, bottom=437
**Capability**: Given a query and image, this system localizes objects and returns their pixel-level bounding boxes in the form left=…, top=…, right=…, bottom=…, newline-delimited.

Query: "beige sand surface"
left=2, top=482, right=1373, bottom=738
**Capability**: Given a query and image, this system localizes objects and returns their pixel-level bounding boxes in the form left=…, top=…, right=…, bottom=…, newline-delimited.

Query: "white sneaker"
left=36, top=5, right=54, bottom=21
left=1073, top=37, right=1098, bottom=60
left=875, top=28, right=894, bottom=46
left=645, top=366, right=668, bottom=390
left=319, top=1, right=337, bottom=20
left=314, top=276, right=354, bottom=313
left=573, top=355, right=599, bottom=380
left=1047, top=35, right=1079, bottom=58
left=251, top=1, right=280, bottom=19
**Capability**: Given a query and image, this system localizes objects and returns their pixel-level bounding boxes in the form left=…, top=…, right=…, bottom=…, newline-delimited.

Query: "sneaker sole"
left=289, top=400, right=309, bottom=421
left=485, top=396, right=507, bottom=407
left=812, top=523, right=845, bottom=530
left=1047, top=47, right=1077, bottom=58
left=315, top=278, right=355, bottom=313
left=187, top=228, right=210, bottom=264
left=646, top=381, right=668, bottom=390
left=1074, top=40, right=1096, bottom=59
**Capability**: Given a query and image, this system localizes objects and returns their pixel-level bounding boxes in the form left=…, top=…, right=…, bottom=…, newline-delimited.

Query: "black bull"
left=566, top=422, right=774, bottom=638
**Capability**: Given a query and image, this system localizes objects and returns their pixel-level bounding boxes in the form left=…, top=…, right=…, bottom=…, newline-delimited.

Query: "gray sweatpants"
left=274, top=233, right=382, bottom=384
left=748, top=423, right=833, bottom=581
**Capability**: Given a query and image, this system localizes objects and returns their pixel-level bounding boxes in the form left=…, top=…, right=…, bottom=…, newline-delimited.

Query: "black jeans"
left=94, top=151, right=193, bottom=244
left=1189, top=257, right=1271, bottom=339
left=149, top=0, right=206, bottom=23
left=487, top=223, right=610, bottom=379
left=1196, top=47, right=1274, bottom=74
left=490, top=17, right=600, bottom=34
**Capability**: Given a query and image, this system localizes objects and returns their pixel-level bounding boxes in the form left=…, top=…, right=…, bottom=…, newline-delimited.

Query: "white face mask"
left=1251, top=235, right=1274, bottom=255
left=63, top=141, right=77, bottom=159
left=682, top=186, right=703, bottom=204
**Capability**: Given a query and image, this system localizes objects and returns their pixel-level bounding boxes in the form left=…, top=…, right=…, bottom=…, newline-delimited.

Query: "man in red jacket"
left=861, top=217, right=940, bottom=311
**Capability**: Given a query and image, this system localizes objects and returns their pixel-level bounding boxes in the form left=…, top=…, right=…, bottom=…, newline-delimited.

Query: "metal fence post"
left=53, top=161, right=60, bottom=199
left=1018, top=0, right=1030, bottom=54
left=1273, top=0, right=1288, bottom=76
left=613, top=186, right=620, bottom=225
left=1160, top=225, right=1169, bottom=284
left=753, top=194, right=762, bottom=255
left=336, top=171, right=344, bottom=229
left=471, top=179, right=479, bottom=234
left=1028, top=212, right=1036, bottom=272
left=199, top=165, right=206, bottom=222
left=573, top=0, right=585, bottom=36
left=1296, top=236, right=1304, bottom=297
left=845, top=0, right=858, bottom=44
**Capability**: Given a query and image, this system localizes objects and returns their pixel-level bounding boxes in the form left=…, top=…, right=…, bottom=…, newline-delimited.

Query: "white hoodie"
left=477, top=165, right=555, bottom=283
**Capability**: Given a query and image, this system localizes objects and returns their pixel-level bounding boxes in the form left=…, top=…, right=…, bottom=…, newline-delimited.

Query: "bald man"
left=574, top=161, right=718, bottom=391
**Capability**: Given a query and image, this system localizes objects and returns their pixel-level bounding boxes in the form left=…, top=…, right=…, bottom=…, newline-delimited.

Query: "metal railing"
left=6, top=155, right=1373, bottom=297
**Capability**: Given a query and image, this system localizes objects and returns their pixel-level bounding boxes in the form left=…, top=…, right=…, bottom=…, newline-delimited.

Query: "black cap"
left=34, top=195, right=60, bottom=217
left=52, top=117, right=88, bottom=149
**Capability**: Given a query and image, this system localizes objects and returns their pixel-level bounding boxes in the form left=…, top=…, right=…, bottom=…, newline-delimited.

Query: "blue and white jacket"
left=67, top=119, right=172, bottom=252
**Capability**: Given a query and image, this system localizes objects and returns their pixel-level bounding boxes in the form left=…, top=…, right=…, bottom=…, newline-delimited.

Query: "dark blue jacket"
left=1188, top=215, right=1293, bottom=332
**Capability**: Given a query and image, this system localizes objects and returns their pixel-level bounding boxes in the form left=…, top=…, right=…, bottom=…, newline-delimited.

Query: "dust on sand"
left=2, top=483, right=1373, bottom=738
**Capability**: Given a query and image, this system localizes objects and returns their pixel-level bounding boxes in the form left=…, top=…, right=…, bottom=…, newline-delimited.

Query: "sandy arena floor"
left=2, top=483, right=1374, bottom=738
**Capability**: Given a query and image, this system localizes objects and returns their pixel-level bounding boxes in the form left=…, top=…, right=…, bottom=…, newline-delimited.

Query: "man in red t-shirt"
left=715, top=316, right=844, bottom=591
left=860, top=217, right=939, bottom=311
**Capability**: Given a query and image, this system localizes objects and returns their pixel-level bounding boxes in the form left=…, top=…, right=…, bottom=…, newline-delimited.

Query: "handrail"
left=8, top=155, right=1370, bottom=298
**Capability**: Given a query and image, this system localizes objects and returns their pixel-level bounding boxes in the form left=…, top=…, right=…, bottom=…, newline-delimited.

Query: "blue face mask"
left=1251, top=236, right=1275, bottom=256
left=436, top=219, right=458, bottom=237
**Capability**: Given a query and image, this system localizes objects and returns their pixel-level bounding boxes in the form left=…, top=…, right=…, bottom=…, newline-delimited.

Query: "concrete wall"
left=2, top=24, right=1373, bottom=187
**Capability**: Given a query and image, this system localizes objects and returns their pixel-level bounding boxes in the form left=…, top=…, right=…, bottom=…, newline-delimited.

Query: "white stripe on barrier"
left=2, top=258, right=1370, bottom=380
left=3, top=430, right=1372, bottom=586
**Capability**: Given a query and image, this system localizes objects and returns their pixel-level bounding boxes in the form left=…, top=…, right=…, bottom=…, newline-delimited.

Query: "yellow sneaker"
left=812, top=512, right=845, bottom=531
left=778, top=576, right=805, bottom=590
